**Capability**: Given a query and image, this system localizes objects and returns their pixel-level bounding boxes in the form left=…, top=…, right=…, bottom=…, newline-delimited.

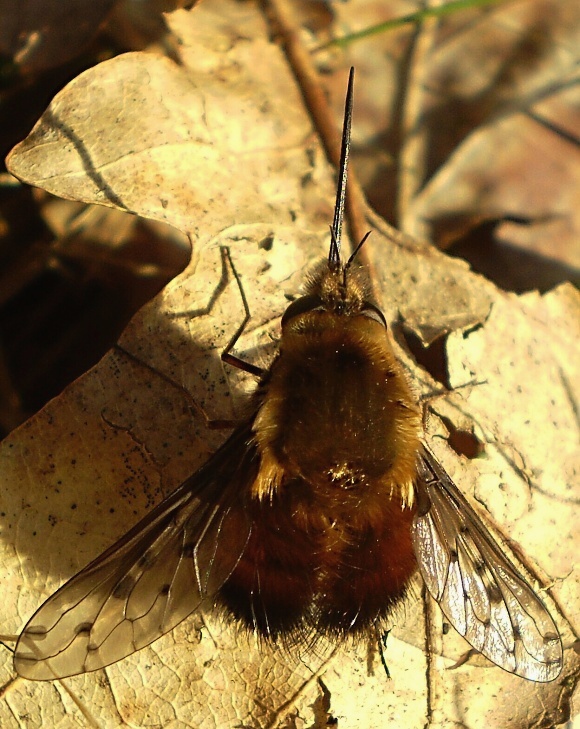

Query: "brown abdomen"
left=218, top=486, right=417, bottom=638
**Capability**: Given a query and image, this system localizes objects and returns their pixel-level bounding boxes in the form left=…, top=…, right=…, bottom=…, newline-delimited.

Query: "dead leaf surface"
left=0, top=0, right=118, bottom=74
left=329, top=0, right=580, bottom=275
left=1, top=1, right=578, bottom=727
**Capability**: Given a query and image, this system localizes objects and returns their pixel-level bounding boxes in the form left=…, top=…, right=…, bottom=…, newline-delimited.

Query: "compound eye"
left=281, top=295, right=323, bottom=327
left=360, top=304, right=387, bottom=327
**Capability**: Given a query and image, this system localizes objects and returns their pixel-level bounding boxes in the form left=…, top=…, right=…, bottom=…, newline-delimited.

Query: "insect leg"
left=374, top=623, right=392, bottom=680
left=220, top=246, right=265, bottom=378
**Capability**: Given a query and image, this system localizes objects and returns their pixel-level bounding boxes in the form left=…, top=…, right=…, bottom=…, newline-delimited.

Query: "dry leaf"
left=0, top=0, right=118, bottom=73
left=328, top=0, right=580, bottom=277
left=1, top=1, right=578, bottom=727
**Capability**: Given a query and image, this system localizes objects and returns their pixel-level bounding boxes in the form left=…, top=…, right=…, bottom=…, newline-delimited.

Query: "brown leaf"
left=1, top=1, right=578, bottom=727
left=330, top=0, right=580, bottom=285
left=0, top=0, right=118, bottom=74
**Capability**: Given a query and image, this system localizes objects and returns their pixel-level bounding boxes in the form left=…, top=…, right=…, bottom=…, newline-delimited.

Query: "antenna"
left=329, top=67, right=354, bottom=271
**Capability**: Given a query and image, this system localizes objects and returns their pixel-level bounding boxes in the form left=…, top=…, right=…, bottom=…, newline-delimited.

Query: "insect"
left=14, top=69, right=562, bottom=683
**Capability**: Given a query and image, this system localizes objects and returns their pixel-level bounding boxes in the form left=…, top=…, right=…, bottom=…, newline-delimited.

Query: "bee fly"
left=14, top=68, right=562, bottom=683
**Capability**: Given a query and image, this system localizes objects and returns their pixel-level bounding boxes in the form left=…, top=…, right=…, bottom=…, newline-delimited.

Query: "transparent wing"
left=411, top=445, right=562, bottom=682
left=14, top=424, right=257, bottom=681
